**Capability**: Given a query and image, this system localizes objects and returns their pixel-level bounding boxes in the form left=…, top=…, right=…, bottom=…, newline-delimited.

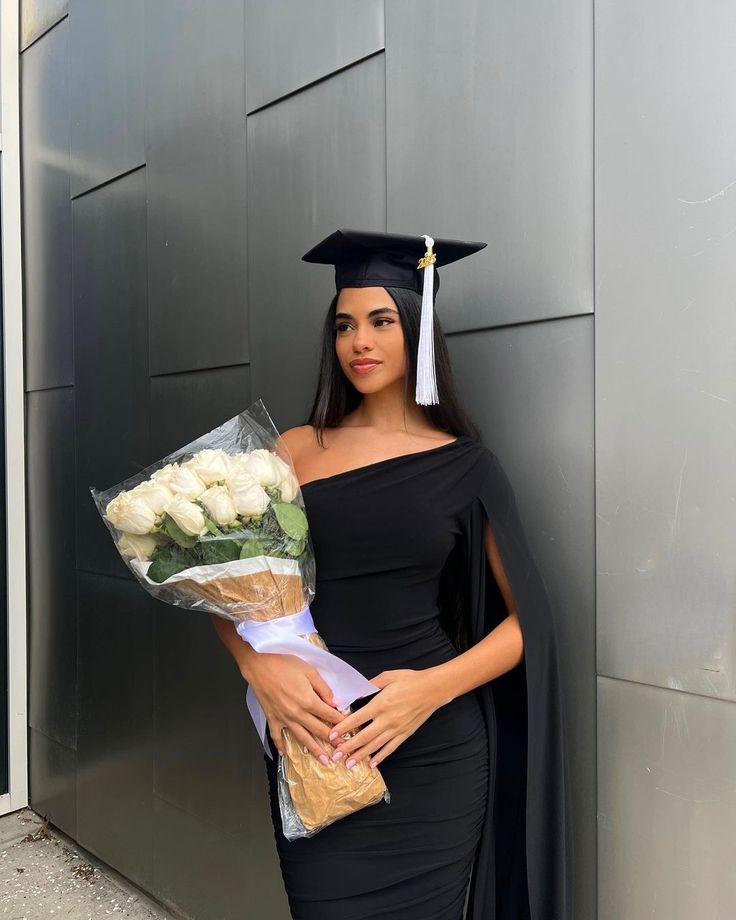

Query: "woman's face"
left=334, top=286, right=406, bottom=394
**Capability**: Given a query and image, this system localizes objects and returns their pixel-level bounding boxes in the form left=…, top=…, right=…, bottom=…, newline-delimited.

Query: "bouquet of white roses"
left=89, top=397, right=389, bottom=839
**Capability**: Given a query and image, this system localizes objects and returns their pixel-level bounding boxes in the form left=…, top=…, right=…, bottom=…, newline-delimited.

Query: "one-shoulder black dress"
left=262, top=435, right=575, bottom=920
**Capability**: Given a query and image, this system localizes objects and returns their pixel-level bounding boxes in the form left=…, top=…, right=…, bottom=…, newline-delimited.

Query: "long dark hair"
left=305, top=285, right=483, bottom=445
left=304, top=285, right=483, bottom=653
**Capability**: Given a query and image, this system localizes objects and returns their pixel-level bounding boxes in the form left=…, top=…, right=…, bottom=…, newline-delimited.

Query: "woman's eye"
left=335, top=319, right=393, bottom=333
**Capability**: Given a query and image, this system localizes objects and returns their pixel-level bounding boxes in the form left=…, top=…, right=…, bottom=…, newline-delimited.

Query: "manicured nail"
left=319, top=754, right=329, bottom=765
left=332, top=750, right=343, bottom=762
left=328, top=730, right=338, bottom=741
left=345, top=758, right=356, bottom=769
left=369, top=760, right=377, bottom=769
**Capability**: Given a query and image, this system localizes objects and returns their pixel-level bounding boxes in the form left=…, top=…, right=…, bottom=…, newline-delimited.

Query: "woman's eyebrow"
left=335, top=307, right=400, bottom=320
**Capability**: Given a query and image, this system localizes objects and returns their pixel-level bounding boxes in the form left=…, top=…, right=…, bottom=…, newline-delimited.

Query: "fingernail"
left=332, top=750, right=343, bottom=762
left=328, top=731, right=338, bottom=741
left=319, top=754, right=329, bottom=766
left=345, top=758, right=356, bottom=769
left=369, top=760, right=377, bottom=769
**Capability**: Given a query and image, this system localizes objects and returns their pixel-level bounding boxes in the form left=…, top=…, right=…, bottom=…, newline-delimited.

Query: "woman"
left=212, top=230, right=574, bottom=920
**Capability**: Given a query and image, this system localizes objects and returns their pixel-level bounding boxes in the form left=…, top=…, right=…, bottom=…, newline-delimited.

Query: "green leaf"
left=198, top=507, right=224, bottom=537
left=272, top=502, right=308, bottom=541
left=148, top=556, right=184, bottom=583
left=283, top=534, right=307, bottom=557
left=201, top=539, right=242, bottom=564
left=160, top=514, right=199, bottom=548
left=239, top=538, right=267, bottom=559
left=146, top=544, right=199, bottom=583
left=219, top=526, right=255, bottom=540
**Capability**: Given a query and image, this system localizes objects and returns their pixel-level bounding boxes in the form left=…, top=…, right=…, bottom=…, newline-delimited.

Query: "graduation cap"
left=301, top=229, right=487, bottom=406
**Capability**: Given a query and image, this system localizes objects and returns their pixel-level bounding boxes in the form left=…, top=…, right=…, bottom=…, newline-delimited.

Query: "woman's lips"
left=351, top=362, right=381, bottom=374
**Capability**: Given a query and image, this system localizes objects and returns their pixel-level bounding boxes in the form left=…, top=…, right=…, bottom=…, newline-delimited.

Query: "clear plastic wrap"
left=89, top=397, right=390, bottom=839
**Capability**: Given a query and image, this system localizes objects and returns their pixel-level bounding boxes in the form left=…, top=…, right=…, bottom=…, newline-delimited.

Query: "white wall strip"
left=1, top=0, right=29, bottom=812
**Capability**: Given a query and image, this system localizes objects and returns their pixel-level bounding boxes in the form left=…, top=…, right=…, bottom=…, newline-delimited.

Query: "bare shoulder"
left=278, top=424, right=328, bottom=485
left=278, top=424, right=318, bottom=461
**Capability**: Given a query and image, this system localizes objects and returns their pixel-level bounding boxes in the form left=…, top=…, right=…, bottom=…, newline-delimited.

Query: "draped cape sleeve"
left=457, top=448, right=575, bottom=920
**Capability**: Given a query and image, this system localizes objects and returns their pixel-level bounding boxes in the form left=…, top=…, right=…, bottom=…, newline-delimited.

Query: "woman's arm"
left=206, top=424, right=345, bottom=761
left=209, top=612, right=344, bottom=761
left=425, top=516, right=524, bottom=705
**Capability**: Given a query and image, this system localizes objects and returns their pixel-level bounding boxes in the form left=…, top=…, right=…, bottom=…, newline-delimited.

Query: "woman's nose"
left=352, top=326, right=374, bottom=349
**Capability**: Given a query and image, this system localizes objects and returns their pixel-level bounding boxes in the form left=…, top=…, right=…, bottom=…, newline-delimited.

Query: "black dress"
left=262, top=435, right=574, bottom=920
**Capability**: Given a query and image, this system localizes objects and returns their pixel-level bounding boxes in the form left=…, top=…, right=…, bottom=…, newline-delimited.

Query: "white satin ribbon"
left=236, top=606, right=382, bottom=759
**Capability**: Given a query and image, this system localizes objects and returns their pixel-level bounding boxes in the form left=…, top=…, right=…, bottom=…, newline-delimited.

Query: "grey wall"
left=21, top=1, right=594, bottom=918
left=22, top=2, right=275, bottom=917
left=595, top=2, right=736, bottom=918
left=22, top=1, right=734, bottom=919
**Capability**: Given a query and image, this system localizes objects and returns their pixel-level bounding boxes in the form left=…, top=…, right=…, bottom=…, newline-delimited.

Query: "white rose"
left=277, top=468, right=299, bottom=502
left=198, top=484, right=238, bottom=526
left=270, top=453, right=293, bottom=480
left=238, top=449, right=284, bottom=489
left=183, top=448, right=232, bottom=485
left=265, top=453, right=299, bottom=501
left=165, top=465, right=207, bottom=501
left=105, top=489, right=158, bottom=535
left=228, top=471, right=271, bottom=517
left=151, top=462, right=180, bottom=489
left=224, top=452, right=252, bottom=477
left=163, top=494, right=208, bottom=537
left=129, top=479, right=173, bottom=517
left=117, top=531, right=159, bottom=561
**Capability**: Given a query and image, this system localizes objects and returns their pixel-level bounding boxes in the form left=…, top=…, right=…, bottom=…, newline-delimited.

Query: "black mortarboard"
left=301, top=229, right=487, bottom=405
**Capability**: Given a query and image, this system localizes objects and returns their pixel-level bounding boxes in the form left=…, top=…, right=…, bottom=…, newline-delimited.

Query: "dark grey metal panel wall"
left=149, top=365, right=251, bottom=459
left=386, top=0, right=593, bottom=333
left=244, top=0, right=384, bottom=112
left=21, top=20, right=72, bottom=391
left=146, top=0, right=250, bottom=376
left=72, top=166, right=150, bottom=578
left=596, top=0, right=736, bottom=700
left=248, top=52, right=386, bottom=426
left=77, top=571, right=155, bottom=890
left=28, top=727, right=76, bottom=835
left=26, top=450, right=77, bottom=830
left=68, top=0, right=145, bottom=197
left=26, top=387, right=77, bottom=750
left=20, top=0, right=68, bottom=51
left=22, top=1, right=277, bottom=916
left=450, top=317, right=596, bottom=917
left=21, top=11, right=80, bottom=846
left=22, top=3, right=594, bottom=920
left=596, top=0, right=736, bottom=915
left=598, top=677, right=736, bottom=917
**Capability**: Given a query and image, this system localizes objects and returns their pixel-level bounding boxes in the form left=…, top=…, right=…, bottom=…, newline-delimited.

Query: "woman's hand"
left=245, top=652, right=344, bottom=763
left=326, top=669, right=444, bottom=770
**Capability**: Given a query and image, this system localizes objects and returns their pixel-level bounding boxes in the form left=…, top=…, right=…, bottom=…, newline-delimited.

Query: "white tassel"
left=415, top=234, right=439, bottom=405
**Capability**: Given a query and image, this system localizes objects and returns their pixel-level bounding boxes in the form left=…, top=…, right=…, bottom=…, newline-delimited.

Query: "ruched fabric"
left=261, top=435, right=575, bottom=920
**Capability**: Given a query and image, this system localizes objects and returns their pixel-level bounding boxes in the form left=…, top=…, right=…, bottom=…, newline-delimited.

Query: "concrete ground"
left=0, top=808, right=180, bottom=919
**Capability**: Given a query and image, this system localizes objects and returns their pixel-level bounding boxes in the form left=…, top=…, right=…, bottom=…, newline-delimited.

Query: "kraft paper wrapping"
left=177, top=567, right=306, bottom=619
left=158, top=561, right=389, bottom=833
left=280, top=632, right=388, bottom=834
